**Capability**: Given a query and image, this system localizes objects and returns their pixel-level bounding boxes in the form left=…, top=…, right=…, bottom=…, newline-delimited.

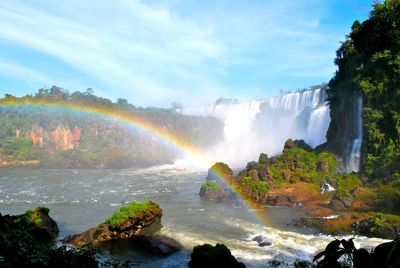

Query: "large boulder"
left=206, top=162, right=234, bottom=183
left=329, top=192, right=353, bottom=211
left=266, top=195, right=297, bottom=207
left=65, top=200, right=162, bottom=246
left=188, top=243, right=246, bottom=268
left=26, top=207, right=59, bottom=241
left=199, top=181, right=230, bottom=202
left=6, top=207, right=59, bottom=242
left=132, top=235, right=183, bottom=255
left=351, top=214, right=400, bottom=239
left=283, top=139, right=313, bottom=152
left=258, top=153, right=269, bottom=164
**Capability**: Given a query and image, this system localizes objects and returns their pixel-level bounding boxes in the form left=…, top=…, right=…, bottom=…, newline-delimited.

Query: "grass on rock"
left=106, top=200, right=159, bottom=227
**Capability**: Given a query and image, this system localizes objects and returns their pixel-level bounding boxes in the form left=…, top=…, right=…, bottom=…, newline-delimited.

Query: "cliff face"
left=325, top=91, right=360, bottom=169
left=21, top=125, right=81, bottom=152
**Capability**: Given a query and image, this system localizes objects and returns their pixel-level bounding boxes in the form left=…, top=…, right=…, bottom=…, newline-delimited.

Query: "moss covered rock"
left=352, top=213, right=400, bottom=239
left=199, top=181, right=229, bottom=202
left=65, top=200, right=162, bottom=246
left=10, top=207, right=59, bottom=242
left=206, top=162, right=233, bottom=183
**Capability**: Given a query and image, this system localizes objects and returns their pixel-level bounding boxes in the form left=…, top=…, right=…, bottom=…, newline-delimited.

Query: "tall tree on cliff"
left=326, top=0, right=400, bottom=179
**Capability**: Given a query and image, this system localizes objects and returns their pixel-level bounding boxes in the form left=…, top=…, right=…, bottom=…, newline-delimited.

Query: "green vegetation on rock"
left=0, top=208, right=98, bottom=267
left=240, top=176, right=268, bottom=195
left=267, top=146, right=336, bottom=186
left=14, top=207, right=50, bottom=226
left=201, top=181, right=223, bottom=192
left=335, top=174, right=362, bottom=198
left=106, top=200, right=160, bottom=227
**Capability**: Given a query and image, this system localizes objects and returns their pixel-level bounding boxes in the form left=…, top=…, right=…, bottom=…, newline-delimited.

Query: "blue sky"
left=0, top=0, right=372, bottom=107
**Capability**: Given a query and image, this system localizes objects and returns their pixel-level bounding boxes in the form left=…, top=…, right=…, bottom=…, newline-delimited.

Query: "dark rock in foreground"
left=132, top=235, right=183, bottom=255
left=252, top=235, right=272, bottom=247
left=2, top=207, right=59, bottom=242
left=351, top=214, right=400, bottom=240
left=188, top=243, right=246, bottom=268
left=65, top=200, right=162, bottom=247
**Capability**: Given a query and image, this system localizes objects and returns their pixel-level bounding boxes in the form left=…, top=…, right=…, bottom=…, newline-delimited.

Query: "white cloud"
left=0, top=60, right=51, bottom=84
left=0, top=0, right=356, bottom=106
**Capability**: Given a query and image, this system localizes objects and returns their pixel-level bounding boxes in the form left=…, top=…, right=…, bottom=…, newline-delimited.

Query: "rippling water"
left=0, top=165, right=388, bottom=267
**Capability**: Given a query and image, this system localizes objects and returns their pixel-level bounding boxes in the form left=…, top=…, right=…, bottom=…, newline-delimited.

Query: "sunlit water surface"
left=0, top=165, right=388, bottom=267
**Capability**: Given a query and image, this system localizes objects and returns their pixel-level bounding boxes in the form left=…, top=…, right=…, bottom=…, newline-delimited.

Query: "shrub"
left=336, top=174, right=362, bottom=198
left=14, top=207, right=50, bottom=226
left=106, top=200, right=159, bottom=227
left=241, top=176, right=268, bottom=195
left=201, top=181, right=222, bottom=192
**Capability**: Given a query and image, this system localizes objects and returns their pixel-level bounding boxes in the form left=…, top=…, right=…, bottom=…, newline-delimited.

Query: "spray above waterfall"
left=182, top=88, right=331, bottom=167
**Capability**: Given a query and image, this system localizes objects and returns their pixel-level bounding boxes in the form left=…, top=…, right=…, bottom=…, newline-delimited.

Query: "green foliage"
left=335, top=174, right=362, bottom=198
left=268, top=146, right=337, bottom=185
left=370, top=213, right=400, bottom=230
left=327, top=0, right=400, bottom=180
left=209, top=162, right=233, bottom=176
left=0, top=211, right=99, bottom=268
left=0, top=137, right=39, bottom=161
left=201, top=181, right=223, bottom=192
left=241, top=176, right=268, bottom=195
left=14, top=207, right=50, bottom=226
left=106, top=200, right=160, bottom=227
left=0, top=87, right=224, bottom=168
left=374, top=177, right=400, bottom=213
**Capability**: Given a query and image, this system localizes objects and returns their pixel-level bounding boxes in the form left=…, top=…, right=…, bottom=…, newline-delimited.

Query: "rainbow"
left=0, top=98, right=272, bottom=226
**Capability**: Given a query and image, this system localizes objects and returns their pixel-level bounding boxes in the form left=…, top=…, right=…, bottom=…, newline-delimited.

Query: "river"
left=0, top=164, right=387, bottom=267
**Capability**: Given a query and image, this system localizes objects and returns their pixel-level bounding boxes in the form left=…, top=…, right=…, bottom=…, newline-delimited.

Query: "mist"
left=182, top=87, right=330, bottom=168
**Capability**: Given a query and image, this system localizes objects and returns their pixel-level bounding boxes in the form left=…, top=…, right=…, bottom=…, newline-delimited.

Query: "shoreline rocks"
left=189, top=243, right=246, bottom=268
left=64, top=200, right=162, bottom=247
left=1, top=207, right=59, bottom=242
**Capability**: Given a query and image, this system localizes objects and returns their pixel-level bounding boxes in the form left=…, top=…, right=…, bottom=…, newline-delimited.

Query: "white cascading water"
left=344, top=94, right=363, bottom=172
left=182, top=88, right=331, bottom=167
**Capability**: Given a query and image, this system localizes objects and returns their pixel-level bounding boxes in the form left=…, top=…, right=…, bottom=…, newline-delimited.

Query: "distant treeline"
left=0, top=86, right=224, bottom=168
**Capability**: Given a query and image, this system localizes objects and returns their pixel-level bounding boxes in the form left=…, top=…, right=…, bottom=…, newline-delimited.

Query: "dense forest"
left=0, top=87, right=224, bottom=168
left=326, top=0, right=400, bottom=181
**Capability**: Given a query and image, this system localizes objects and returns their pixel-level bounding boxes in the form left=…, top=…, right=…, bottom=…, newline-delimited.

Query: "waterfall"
left=344, top=94, right=363, bottom=172
left=182, top=88, right=331, bottom=167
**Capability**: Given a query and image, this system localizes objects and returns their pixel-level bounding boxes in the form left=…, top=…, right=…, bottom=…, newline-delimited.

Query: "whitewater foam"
left=182, top=88, right=330, bottom=167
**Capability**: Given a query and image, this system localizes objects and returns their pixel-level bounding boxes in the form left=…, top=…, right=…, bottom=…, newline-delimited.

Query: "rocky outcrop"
left=132, top=235, right=183, bottom=255
left=65, top=201, right=162, bottom=247
left=252, top=235, right=272, bottom=247
left=283, top=139, right=313, bottom=152
left=51, top=126, right=81, bottom=151
left=188, top=243, right=246, bottom=268
left=24, top=125, right=81, bottom=151
left=206, top=162, right=234, bottom=183
left=351, top=214, right=400, bottom=240
left=1, top=207, right=59, bottom=242
left=266, top=195, right=297, bottom=207
left=199, top=181, right=230, bottom=202
left=201, top=163, right=236, bottom=202
left=329, top=193, right=353, bottom=211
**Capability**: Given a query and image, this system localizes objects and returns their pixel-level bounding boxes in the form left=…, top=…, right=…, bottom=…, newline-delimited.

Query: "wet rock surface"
left=64, top=202, right=162, bottom=247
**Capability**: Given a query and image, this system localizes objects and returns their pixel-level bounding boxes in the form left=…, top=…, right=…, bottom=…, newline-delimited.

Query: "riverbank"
left=199, top=140, right=400, bottom=240
left=0, top=159, right=40, bottom=168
